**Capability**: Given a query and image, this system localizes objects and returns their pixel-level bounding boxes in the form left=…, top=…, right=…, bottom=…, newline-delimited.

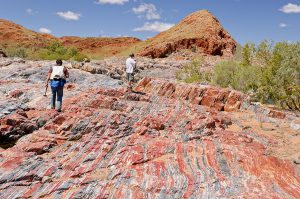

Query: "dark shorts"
left=127, top=73, right=134, bottom=82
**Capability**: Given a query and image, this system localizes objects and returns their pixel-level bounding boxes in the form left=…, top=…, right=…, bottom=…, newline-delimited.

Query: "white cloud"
left=57, top=11, right=81, bottom=21
left=26, top=8, right=33, bottom=14
left=133, top=21, right=174, bottom=32
left=95, top=0, right=129, bottom=5
left=132, top=3, right=160, bottom=20
left=279, top=23, right=287, bottom=28
left=26, top=8, right=37, bottom=15
left=280, top=3, right=300, bottom=13
left=39, top=28, right=52, bottom=34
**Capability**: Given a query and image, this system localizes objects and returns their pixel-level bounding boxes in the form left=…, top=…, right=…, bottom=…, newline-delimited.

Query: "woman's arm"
left=45, top=68, right=52, bottom=86
left=64, top=67, right=69, bottom=78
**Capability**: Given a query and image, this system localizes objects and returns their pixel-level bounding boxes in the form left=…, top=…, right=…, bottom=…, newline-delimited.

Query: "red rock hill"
left=139, top=10, right=237, bottom=58
left=1, top=10, right=236, bottom=59
left=0, top=19, right=56, bottom=47
left=0, top=19, right=141, bottom=58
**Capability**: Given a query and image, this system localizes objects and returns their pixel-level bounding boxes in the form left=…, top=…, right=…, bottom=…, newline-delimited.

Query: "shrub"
left=233, top=44, right=243, bottom=61
left=177, top=41, right=300, bottom=111
left=241, top=43, right=255, bottom=66
left=191, top=45, right=197, bottom=53
left=73, top=53, right=89, bottom=62
left=233, top=41, right=299, bottom=110
left=4, top=47, right=28, bottom=58
left=271, top=42, right=300, bottom=110
left=213, top=61, right=260, bottom=93
left=212, top=60, right=238, bottom=88
left=34, top=42, right=88, bottom=61
left=176, top=58, right=211, bottom=83
left=1, top=42, right=89, bottom=62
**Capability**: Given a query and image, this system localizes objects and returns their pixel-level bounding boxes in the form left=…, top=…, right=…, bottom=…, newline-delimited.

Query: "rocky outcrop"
left=60, top=36, right=141, bottom=55
left=0, top=58, right=122, bottom=118
left=139, top=10, right=236, bottom=58
left=70, top=57, right=189, bottom=82
left=0, top=58, right=300, bottom=198
left=0, top=86, right=300, bottom=198
left=135, top=78, right=248, bottom=111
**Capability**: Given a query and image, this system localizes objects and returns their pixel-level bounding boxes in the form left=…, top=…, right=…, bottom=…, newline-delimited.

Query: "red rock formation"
left=0, top=19, right=141, bottom=58
left=139, top=10, right=237, bottom=58
left=0, top=83, right=299, bottom=198
left=135, top=78, right=247, bottom=111
left=60, top=36, right=141, bottom=55
left=1, top=10, right=237, bottom=59
left=0, top=19, right=56, bottom=48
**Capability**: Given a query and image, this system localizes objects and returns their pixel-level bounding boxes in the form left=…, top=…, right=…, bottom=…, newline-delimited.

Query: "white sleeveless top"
left=126, top=57, right=136, bottom=73
left=50, top=66, right=65, bottom=80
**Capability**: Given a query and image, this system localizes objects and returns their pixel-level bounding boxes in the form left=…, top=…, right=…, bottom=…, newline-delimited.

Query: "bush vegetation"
left=4, top=47, right=28, bottom=58
left=177, top=41, right=300, bottom=111
left=176, top=58, right=211, bottom=83
left=2, top=42, right=89, bottom=62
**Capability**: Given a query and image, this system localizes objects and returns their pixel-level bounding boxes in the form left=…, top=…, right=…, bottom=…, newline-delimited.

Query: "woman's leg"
left=56, top=87, right=64, bottom=112
left=51, top=87, right=56, bottom=109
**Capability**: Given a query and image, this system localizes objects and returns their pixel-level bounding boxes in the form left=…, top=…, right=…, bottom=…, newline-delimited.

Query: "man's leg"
left=126, top=73, right=130, bottom=87
left=131, top=73, right=134, bottom=84
left=127, top=73, right=134, bottom=89
left=51, top=87, right=56, bottom=109
left=56, top=87, right=64, bottom=112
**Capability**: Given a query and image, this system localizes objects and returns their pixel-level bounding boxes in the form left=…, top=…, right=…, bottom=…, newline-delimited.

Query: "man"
left=125, top=53, right=136, bottom=90
left=45, top=59, right=69, bottom=112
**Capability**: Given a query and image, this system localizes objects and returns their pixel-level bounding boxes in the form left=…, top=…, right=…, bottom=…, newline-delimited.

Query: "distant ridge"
left=0, top=10, right=236, bottom=59
left=0, top=19, right=141, bottom=58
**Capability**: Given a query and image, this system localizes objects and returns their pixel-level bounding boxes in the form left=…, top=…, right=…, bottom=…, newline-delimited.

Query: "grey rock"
left=290, top=120, right=300, bottom=131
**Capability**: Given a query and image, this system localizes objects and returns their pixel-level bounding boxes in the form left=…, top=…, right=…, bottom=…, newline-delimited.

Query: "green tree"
left=241, top=43, right=255, bottom=66
left=177, top=41, right=300, bottom=111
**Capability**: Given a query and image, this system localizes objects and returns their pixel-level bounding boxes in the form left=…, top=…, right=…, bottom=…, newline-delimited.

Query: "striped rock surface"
left=135, top=78, right=249, bottom=112
left=0, top=81, right=300, bottom=198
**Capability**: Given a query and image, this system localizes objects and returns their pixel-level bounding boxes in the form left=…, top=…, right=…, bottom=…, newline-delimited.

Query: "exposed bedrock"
left=0, top=83, right=299, bottom=198
left=135, top=77, right=248, bottom=112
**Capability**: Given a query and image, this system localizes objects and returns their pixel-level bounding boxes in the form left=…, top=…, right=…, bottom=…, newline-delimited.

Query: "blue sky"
left=0, top=0, right=299, bottom=44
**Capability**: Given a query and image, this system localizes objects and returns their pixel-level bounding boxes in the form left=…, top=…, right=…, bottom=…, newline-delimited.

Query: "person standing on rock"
left=125, top=53, right=136, bottom=91
left=45, top=59, right=69, bottom=112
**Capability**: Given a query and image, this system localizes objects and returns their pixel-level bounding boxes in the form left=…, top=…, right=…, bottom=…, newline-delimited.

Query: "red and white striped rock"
left=0, top=85, right=299, bottom=198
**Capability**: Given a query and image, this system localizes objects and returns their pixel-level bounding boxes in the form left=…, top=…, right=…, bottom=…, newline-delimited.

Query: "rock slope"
left=0, top=19, right=56, bottom=48
left=139, top=10, right=237, bottom=58
left=0, top=19, right=141, bottom=58
left=1, top=9, right=236, bottom=59
left=0, top=59, right=300, bottom=198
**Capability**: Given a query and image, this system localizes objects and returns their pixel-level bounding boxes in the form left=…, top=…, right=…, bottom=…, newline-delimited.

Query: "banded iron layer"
left=1, top=77, right=299, bottom=198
